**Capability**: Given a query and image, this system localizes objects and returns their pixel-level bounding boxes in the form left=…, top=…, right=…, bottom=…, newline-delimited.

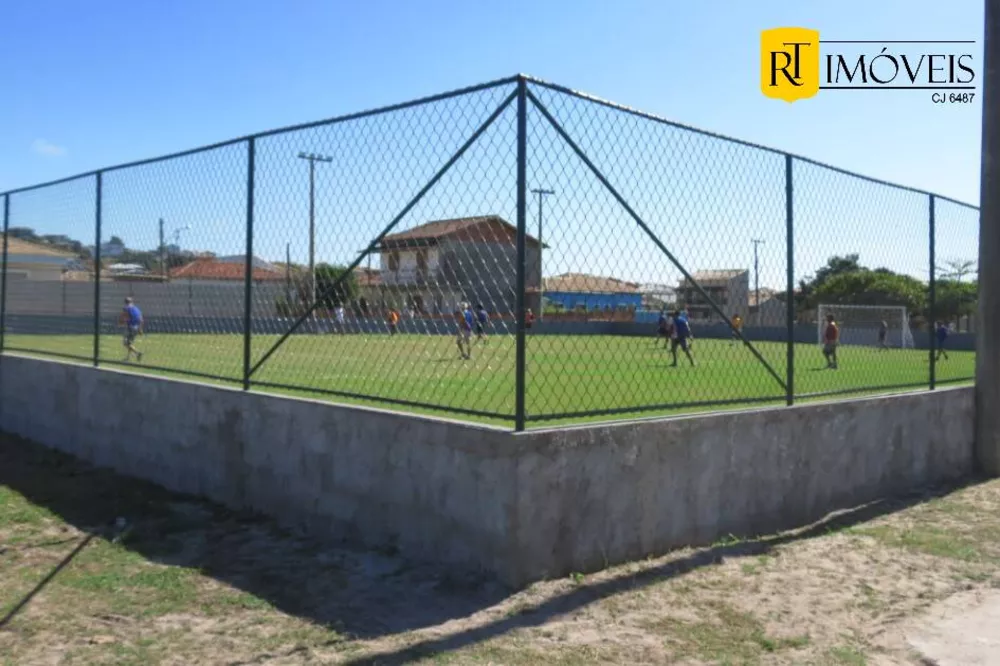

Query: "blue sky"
left=0, top=0, right=985, bottom=292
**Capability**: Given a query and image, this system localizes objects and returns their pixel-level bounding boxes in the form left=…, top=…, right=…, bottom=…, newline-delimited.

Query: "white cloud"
left=31, top=139, right=67, bottom=157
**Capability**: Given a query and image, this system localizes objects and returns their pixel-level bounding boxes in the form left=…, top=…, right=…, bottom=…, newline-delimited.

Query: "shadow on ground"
left=0, top=434, right=508, bottom=640
left=0, top=432, right=983, bottom=664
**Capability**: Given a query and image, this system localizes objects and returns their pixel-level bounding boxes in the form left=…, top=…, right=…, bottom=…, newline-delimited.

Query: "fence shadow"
left=0, top=433, right=509, bottom=639
left=0, top=431, right=981, bottom=658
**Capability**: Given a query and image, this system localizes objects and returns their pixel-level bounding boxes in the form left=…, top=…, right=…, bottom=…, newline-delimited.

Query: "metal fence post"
left=785, top=154, right=795, bottom=406
left=93, top=172, right=103, bottom=367
left=243, top=137, right=256, bottom=391
left=515, top=76, right=528, bottom=431
left=929, top=193, right=936, bottom=390
left=1, top=194, right=8, bottom=356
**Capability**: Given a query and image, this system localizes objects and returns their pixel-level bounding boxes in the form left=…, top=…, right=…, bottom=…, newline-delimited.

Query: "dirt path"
left=2, top=434, right=999, bottom=665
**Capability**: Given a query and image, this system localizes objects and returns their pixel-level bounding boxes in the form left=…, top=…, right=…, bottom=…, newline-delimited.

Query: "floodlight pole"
left=976, top=0, right=1000, bottom=476
left=297, top=152, right=333, bottom=313
left=158, top=218, right=165, bottom=277
left=531, top=188, right=555, bottom=320
left=751, top=238, right=764, bottom=324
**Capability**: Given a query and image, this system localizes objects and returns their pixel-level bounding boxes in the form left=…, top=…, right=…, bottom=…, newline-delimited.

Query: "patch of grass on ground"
left=4, top=333, right=974, bottom=427
left=2, top=433, right=999, bottom=665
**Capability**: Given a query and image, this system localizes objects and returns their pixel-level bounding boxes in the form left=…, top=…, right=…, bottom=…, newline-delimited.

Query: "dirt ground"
left=2, top=433, right=999, bottom=665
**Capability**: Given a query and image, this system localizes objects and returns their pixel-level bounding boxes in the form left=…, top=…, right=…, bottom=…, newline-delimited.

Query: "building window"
left=388, top=251, right=399, bottom=272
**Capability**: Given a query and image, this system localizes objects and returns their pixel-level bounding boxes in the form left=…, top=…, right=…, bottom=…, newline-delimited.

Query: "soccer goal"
left=817, top=304, right=915, bottom=348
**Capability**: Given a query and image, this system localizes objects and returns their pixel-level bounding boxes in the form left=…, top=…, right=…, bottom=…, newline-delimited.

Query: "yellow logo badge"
left=761, top=28, right=820, bottom=102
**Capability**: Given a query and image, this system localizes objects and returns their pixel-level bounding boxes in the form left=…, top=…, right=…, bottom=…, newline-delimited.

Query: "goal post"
left=817, top=304, right=915, bottom=348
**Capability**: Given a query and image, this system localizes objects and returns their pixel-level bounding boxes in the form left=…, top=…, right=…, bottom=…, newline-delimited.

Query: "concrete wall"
left=511, top=389, right=974, bottom=581
left=0, top=354, right=975, bottom=587
left=0, top=354, right=521, bottom=579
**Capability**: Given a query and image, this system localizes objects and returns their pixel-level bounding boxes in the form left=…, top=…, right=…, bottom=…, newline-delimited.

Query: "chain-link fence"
left=0, top=75, right=980, bottom=429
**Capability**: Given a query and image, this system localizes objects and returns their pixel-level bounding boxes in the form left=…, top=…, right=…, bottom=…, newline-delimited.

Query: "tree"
left=934, top=279, right=977, bottom=325
left=813, top=268, right=926, bottom=314
left=797, top=254, right=863, bottom=312
left=938, top=258, right=977, bottom=283
left=314, top=264, right=358, bottom=309
left=7, top=227, right=39, bottom=242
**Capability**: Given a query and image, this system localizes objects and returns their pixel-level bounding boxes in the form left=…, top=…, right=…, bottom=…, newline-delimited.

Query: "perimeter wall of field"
left=3, top=311, right=977, bottom=352
left=0, top=353, right=974, bottom=586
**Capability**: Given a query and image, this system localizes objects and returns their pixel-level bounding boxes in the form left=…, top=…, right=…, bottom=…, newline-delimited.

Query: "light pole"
left=751, top=238, right=765, bottom=324
left=297, top=152, right=332, bottom=311
left=530, top=188, right=555, bottom=319
left=158, top=218, right=165, bottom=277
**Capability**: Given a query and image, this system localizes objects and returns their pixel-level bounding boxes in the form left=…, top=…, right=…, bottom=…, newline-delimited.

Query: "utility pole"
left=158, top=218, right=165, bottom=277
left=297, top=152, right=332, bottom=312
left=976, top=0, right=1000, bottom=476
left=530, top=188, right=555, bottom=320
left=751, top=238, right=765, bottom=324
left=285, top=242, right=292, bottom=306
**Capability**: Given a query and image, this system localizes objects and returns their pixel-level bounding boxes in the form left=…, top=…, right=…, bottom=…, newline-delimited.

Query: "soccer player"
left=935, top=320, right=949, bottom=360
left=387, top=308, right=399, bottom=336
left=118, top=297, right=144, bottom=362
left=334, top=304, right=346, bottom=334
left=455, top=309, right=472, bottom=360
left=474, top=303, right=489, bottom=343
left=730, top=313, right=743, bottom=346
left=525, top=308, right=535, bottom=329
left=670, top=309, right=695, bottom=367
left=822, top=313, right=839, bottom=369
left=877, top=320, right=889, bottom=350
left=656, top=310, right=671, bottom=348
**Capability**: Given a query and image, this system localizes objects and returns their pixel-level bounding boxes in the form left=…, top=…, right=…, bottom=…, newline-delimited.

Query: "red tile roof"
left=381, top=216, right=543, bottom=248
left=543, top=273, right=640, bottom=294
left=169, top=258, right=284, bottom=281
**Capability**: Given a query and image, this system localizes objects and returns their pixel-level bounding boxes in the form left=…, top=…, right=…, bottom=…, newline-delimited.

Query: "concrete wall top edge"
left=0, top=353, right=512, bottom=438
left=517, top=385, right=974, bottom=441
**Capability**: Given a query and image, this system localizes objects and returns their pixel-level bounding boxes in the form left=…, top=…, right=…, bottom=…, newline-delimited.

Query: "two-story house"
left=676, top=269, right=749, bottom=322
left=376, top=215, right=543, bottom=315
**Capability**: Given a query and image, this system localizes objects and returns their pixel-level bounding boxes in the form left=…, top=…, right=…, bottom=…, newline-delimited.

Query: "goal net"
left=817, top=304, right=915, bottom=349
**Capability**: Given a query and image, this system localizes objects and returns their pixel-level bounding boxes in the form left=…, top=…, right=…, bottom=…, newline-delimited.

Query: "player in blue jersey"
left=474, top=303, right=490, bottom=344
left=670, top=309, right=696, bottom=367
left=118, top=297, right=144, bottom=362
left=935, top=320, right=950, bottom=360
left=656, top=310, right=673, bottom=348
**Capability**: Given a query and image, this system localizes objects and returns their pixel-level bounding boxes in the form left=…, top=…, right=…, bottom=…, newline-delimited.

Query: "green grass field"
left=3, top=332, right=975, bottom=427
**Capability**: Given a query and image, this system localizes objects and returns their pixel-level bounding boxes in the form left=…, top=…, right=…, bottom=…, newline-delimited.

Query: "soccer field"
left=3, top=333, right=975, bottom=426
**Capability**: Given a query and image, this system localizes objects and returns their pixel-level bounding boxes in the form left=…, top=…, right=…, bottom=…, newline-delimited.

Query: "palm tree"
left=937, top=258, right=977, bottom=283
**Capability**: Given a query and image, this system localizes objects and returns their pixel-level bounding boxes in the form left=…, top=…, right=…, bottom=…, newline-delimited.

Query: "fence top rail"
left=521, top=74, right=979, bottom=210
left=1, top=75, right=520, bottom=198
left=1, top=72, right=979, bottom=211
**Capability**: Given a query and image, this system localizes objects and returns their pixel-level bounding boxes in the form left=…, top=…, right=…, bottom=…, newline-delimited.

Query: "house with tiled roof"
left=375, top=215, right=543, bottom=314
left=677, top=268, right=749, bottom=321
left=169, top=256, right=284, bottom=282
left=542, top=273, right=642, bottom=313
left=2, top=235, right=82, bottom=282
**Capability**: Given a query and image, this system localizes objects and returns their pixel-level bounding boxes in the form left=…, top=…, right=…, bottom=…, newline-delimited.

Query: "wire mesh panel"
left=100, top=143, right=249, bottom=382
left=793, top=160, right=934, bottom=398
left=0, top=76, right=982, bottom=428
left=933, top=197, right=979, bottom=385
left=4, top=176, right=97, bottom=361
left=248, top=80, right=519, bottom=421
left=523, top=82, right=788, bottom=422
